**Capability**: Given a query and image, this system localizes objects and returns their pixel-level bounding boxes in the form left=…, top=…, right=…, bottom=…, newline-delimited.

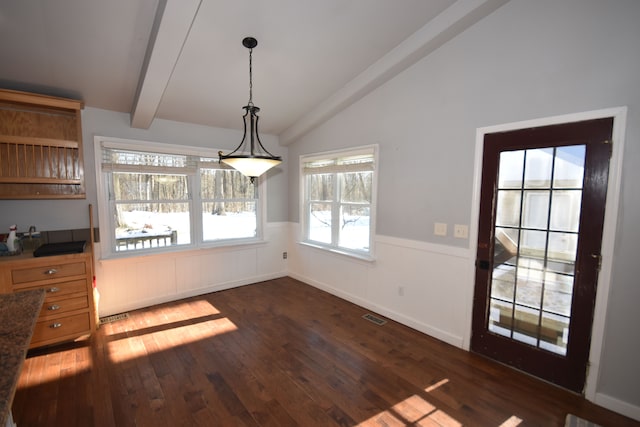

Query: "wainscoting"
left=95, top=222, right=289, bottom=316
left=288, top=229, right=474, bottom=349
left=96, top=223, right=473, bottom=349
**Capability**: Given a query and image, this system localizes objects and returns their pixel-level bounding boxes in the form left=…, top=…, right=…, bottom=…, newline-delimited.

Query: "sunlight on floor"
left=392, top=394, right=436, bottom=422
left=107, top=317, right=238, bottom=364
left=356, top=377, right=523, bottom=426
left=358, top=405, right=462, bottom=427
left=499, top=415, right=523, bottom=426
left=24, top=345, right=92, bottom=384
left=141, top=300, right=222, bottom=320
left=425, top=378, right=449, bottom=392
left=357, top=378, right=463, bottom=426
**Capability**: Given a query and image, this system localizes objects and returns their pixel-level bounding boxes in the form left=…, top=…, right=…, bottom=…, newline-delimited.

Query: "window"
left=199, top=165, right=258, bottom=241
left=96, top=138, right=262, bottom=256
left=301, top=145, right=377, bottom=258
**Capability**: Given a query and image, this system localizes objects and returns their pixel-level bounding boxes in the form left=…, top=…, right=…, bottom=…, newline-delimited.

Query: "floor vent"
left=362, top=313, right=387, bottom=325
left=100, top=313, right=130, bottom=324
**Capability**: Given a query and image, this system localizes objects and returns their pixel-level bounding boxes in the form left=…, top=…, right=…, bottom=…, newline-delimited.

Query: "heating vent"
left=362, top=313, right=387, bottom=325
left=100, top=312, right=129, bottom=324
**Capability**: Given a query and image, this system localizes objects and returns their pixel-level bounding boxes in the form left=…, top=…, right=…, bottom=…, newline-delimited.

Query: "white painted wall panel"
left=96, top=222, right=288, bottom=316
left=288, top=226, right=471, bottom=348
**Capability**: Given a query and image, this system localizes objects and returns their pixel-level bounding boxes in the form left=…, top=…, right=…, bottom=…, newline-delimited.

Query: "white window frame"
left=94, top=136, right=266, bottom=259
left=300, top=144, right=378, bottom=260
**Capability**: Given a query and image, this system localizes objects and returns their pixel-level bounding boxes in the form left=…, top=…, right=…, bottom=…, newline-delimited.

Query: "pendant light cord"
left=248, top=47, right=253, bottom=107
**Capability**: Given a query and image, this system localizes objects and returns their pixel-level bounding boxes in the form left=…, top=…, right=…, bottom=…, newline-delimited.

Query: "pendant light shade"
left=220, top=154, right=282, bottom=178
left=219, top=37, right=282, bottom=183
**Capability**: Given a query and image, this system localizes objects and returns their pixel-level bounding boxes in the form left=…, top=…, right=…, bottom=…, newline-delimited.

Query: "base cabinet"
left=0, top=251, right=96, bottom=348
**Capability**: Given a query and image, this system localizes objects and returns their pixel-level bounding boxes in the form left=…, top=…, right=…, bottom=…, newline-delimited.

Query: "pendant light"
left=219, top=37, right=282, bottom=183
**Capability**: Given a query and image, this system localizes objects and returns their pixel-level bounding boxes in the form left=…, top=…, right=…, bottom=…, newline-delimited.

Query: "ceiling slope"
left=279, top=0, right=509, bottom=145
left=0, top=0, right=509, bottom=142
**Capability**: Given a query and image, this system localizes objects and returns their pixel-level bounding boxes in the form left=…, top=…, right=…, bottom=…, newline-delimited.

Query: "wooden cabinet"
left=0, top=250, right=96, bottom=348
left=0, top=88, right=85, bottom=199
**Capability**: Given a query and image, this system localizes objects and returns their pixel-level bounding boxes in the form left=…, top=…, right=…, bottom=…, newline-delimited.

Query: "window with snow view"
left=301, top=145, right=377, bottom=258
left=97, top=138, right=262, bottom=256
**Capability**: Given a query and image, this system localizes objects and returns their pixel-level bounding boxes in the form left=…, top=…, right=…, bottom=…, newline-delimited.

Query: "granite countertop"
left=0, top=288, right=45, bottom=426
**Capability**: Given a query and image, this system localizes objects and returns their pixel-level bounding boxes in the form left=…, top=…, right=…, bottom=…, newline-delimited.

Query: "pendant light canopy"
left=219, top=37, right=282, bottom=183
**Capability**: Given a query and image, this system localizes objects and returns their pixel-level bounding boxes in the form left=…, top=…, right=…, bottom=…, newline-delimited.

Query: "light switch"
left=454, top=224, right=469, bottom=239
left=434, top=222, right=447, bottom=236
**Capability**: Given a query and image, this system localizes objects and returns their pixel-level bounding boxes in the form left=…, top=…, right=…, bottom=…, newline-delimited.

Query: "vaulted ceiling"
left=0, top=0, right=507, bottom=144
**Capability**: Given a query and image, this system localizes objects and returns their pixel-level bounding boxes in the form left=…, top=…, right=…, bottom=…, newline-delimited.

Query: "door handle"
left=477, top=260, right=490, bottom=270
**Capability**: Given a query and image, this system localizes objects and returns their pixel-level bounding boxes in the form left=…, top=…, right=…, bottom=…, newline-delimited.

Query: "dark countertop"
left=0, top=288, right=45, bottom=426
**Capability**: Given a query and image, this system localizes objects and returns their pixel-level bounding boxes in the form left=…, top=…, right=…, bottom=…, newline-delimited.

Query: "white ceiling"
left=0, top=0, right=507, bottom=144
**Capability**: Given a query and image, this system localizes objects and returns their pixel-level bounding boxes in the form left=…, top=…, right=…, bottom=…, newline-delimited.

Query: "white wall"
left=97, top=222, right=288, bottom=316
left=286, top=0, right=640, bottom=420
left=289, top=229, right=473, bottom=348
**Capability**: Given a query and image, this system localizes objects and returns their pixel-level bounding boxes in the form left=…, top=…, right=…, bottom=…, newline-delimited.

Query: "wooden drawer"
left=14, top=278, right=88, bottom=295
left=40, top=295, right=89, bottom=318
left=31, top=312, right=91, bottom=347
left=11, top=261, right=86, bottom=284
left=0, top=250, right=96, bottom=348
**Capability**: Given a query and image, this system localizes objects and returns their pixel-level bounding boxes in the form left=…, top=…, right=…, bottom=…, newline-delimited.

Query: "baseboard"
left=288, top=272, right=465, bottom=348
left=99, top=272, right=287, bottom=317
left=594, top=392, right=640, bottom=422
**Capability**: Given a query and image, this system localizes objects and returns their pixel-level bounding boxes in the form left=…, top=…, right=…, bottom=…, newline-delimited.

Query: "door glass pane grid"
left=489, top=145, right=585, bottom=356
left=523, top=148, right=553, bottom=188
left=512, top=304, right=540, bottom=347
left=540, top=311, right=570, bottom=354
left=488, top=299, right=513, bottom=339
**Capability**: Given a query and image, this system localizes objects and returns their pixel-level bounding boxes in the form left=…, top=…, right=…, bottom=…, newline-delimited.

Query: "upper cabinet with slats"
left=0, top=89, right=85, bottom=199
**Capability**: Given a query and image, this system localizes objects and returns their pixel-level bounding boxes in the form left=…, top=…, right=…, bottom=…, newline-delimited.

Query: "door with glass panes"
left=471, top=117, right=613, bottom=392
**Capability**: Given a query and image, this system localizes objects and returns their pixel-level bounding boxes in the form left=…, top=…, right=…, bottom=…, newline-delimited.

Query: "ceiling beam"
left=279, top=0, right=509, bottom=145
left=130, top=0, right=202, bottom=129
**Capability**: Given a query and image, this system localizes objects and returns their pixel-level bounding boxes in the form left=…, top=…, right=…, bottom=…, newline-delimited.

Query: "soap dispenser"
left=7, top=225, right=17, bottom=252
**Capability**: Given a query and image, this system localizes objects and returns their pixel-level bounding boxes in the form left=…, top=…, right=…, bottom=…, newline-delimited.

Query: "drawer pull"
left=45, top=269, right=58, bottom=275
left=50, top=323, right=62, bottom=329
left=48, top=304, right=61, bottom=311
left=47, top=287, right=60, bottom=293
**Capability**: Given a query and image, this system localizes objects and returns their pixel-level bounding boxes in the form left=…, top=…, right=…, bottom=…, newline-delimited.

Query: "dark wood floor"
left=13, top=276, right=640, bottom=426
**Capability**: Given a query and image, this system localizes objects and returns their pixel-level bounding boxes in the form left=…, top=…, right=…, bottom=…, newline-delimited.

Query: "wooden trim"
left=0, top=88, right=83, bottom=111
left=0, top=135, right=79, bottom=148
left=471, top=118, right=614, bottom=393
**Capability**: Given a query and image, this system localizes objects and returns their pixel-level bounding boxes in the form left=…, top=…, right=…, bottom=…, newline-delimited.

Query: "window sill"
left=298, top=241, right=375, bottom=263
left=99, top=238, right=267, bottom=262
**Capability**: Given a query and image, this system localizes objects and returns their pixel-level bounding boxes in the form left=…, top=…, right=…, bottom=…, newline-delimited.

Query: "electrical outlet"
left=434, top=222, right=447, bottom=236
left=398, top=286, right=404, bottom=296
left=454, top=224, right=469, bottom=239
left=282, top=251, right=288, bottom=259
